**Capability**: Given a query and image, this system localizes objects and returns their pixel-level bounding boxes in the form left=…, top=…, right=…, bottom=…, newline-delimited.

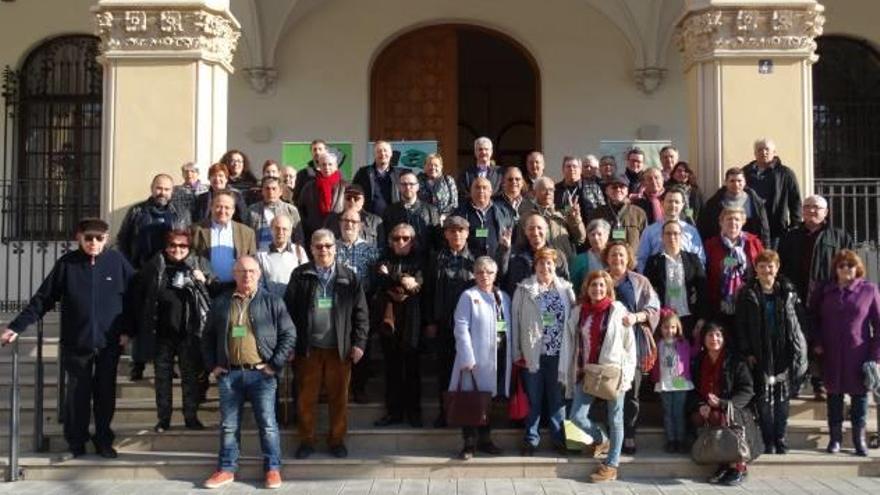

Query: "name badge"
left=475, top=228, right=489, bottom=238
left=317, top=297, right=333, bottom=309
left=541, top=311, right=556, bottom=327
left=612, top=228, right=626, bottom=240
left=496, top=320, right=507, bottom=333
left=667, top=285, right=683, bottom=299
left=231, top=325, right=247, bottom=338
left=684, top=207, right=694, bottom=219
left=723, top=256, right=738, bottom=268
left=672, top=376, right=687, bottom=389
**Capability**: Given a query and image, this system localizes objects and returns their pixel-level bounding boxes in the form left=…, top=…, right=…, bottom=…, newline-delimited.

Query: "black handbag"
left=443, top=370, right=492, bottom=427
left=691, top=403, right=751, bottom=465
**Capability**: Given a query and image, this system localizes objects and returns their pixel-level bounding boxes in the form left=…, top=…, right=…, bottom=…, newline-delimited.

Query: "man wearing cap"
left=777, top=194, right=853, bottom=401
left=588, top=172, right=647, bottom=253
left=424, top=215, right=477, bottom=426
left=353, top=140, right=403, bottom=216
left=2, top=218, right=135, bottom=458
left=325, top=184, right=384, bottom=247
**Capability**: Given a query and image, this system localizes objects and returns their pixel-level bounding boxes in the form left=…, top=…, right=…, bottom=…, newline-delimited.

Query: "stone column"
left=675, top=0, right=824, bottom=192
left=92, top=0, right=240, bottom=230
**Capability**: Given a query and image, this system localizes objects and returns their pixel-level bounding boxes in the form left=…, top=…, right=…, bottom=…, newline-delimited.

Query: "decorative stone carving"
left=243, top=67, right=278, bottom=94
left=93, top=7, right=241, bottom=73
left=675, top=5, right=825, bottom=70
left=634, top=67, right=666, bottom=95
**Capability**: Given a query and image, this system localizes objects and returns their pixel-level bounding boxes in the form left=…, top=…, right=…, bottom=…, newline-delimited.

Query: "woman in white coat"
left=560, top=269, right=637, bottom=483
left=511, top=247, right=577, bottom=456
left=450, top=256, right=512, bottom=460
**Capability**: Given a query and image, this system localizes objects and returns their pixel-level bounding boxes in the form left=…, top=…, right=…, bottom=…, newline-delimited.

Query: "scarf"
left=315, top=170, right=341, bottom=215
left=719, top=235, right=748, bottom=314
left=698, top=350, right=725, bottom=402
left=644, top=189, right=664, bottom=222
left=576, top=297, right=613, bottom=382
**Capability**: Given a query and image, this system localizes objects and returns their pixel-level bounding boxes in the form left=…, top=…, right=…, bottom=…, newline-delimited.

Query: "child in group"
left=651, top=309, right=695, bottom=453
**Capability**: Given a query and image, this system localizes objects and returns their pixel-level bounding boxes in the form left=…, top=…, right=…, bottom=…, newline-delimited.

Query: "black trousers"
left=757, top=383, right=790, bottom=444
left=154, top=335, right=202, bottom=423
left=381, top=335, right=421, bottom=418
left=623, top=370, right=643, bottom=440
left=62, top=345, right=120, bottom=449
left=436, top=335, right=456, bottom=417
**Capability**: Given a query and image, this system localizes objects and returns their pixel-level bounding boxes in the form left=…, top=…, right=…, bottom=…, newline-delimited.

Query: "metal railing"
left=814, top=178, right=880, bottom=245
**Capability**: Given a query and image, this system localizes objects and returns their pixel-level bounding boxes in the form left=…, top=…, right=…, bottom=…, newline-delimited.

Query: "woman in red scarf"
left=560, top=270, right=636, bottom=483
left=688, top=322, right=762, bottom=486
left=297, top=151, right=346, bottom=243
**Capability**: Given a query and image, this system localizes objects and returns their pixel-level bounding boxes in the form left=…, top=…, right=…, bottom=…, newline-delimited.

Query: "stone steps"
left=2, top=448, right=878, bottom=481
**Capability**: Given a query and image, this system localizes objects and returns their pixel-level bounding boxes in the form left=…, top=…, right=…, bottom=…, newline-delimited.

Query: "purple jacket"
left=651, top=338, right=692, bottom=384
left=811, top=278, right=880, bottom=394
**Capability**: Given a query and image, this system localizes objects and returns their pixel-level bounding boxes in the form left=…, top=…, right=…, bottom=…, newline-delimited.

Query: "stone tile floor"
left=1, top=477, right=879, bottom=494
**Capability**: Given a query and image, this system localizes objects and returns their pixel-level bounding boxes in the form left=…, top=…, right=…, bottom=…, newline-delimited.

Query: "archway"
left=370, top=24, right=539, bottom=175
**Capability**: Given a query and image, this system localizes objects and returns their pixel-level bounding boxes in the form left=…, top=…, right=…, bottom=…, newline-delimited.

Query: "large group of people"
left=2, top=136, right=879, bottom=489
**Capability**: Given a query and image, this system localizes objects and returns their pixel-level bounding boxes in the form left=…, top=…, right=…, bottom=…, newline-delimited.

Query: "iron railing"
left=814, top=178, right=880, bottom=245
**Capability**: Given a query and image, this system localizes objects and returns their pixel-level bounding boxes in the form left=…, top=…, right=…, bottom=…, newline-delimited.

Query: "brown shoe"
left=590, top=463, right=618, bottom=483
left=204, top=470, right=234, bottom=489
left=584, top=439, right=610, bottom=458
left=265, top=470, right=282, bottom=490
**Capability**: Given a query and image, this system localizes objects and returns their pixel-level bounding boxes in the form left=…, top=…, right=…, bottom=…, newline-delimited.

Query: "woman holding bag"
left=511, top=248, right=577, bottom=457
left=450, top=256, right=512, bottom=460
left=561, top=269, right=636, bottom=483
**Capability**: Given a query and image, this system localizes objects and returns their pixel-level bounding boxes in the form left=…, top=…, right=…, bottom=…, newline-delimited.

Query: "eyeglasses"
left=392, top=236, right=412, bottom=242
left=312, top=243, right=334, bottom=250
left=168, top=243, right=190, bottom=249
left=83, top=234, right=105, bottom=242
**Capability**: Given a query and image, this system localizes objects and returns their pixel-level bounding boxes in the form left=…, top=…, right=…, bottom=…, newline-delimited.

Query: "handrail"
left=6, top=337, right=20, bottom=482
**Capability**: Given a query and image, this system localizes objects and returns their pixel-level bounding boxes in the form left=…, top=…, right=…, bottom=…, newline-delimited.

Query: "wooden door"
left=370, top=26, right=459, bottom=174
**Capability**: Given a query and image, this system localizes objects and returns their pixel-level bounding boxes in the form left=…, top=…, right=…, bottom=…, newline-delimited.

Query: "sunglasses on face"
left=313, top=243, right=334, bottom=250
left=83, top=234, right=105, bottom=242
left=392, top=236, right=412, bottom=242
left=168, top=243, right=190, bottom=249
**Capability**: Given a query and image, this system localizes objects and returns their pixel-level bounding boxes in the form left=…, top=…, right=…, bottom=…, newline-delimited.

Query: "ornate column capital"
left=243, top=67, right=278, bottom=94
left=92, top=1, right=241, bottom=73
left=675, top=3, right=825, bottom=70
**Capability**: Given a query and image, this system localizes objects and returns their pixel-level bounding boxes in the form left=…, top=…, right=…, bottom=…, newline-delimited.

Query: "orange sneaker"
left=265, top=469, right=282, bottom=489
left=204, top=470, right=234, bottom=489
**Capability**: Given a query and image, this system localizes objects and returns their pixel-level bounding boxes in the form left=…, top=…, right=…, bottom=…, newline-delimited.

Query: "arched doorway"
left=813, top=35, right=880, bottom=177
left=370, top=25, right=539, bottom=175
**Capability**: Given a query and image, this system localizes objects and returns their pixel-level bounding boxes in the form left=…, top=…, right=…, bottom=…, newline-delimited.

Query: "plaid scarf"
left=719, top=235, right=747, bottom=314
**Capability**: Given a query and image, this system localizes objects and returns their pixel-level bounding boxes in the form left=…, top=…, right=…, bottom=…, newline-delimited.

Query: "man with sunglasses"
left=2, top=218, right=135, bottom=459
left=382, top=169, right=441, bottom=256
left=285, top=229, right=369, bottom=459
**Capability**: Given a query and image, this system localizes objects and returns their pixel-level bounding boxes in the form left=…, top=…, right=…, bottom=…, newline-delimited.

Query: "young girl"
left=651, top=309, right=694, bottom=453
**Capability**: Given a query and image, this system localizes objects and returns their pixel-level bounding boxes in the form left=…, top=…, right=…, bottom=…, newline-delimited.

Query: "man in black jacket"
left=2, top=218, right=135, bottom=459
left=698, top=167, right=771, bottom=246
left=117, top=173, right=190, bottom=269
left=201, top=255, right=295, bottom=489
left=382, top=169, right=441, bottom=256
left=290, top=139, right=326, bottom=204
left=457, top=136, right=502, bottom=203
left=285, top=229, right=369, bottom=460
left=744, top=138, right=802, bottom=248
left=352, top=140, right=402, bottom=216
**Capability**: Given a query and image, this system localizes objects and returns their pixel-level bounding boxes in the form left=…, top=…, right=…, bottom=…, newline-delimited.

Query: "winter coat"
left=372, top=251, right=425, bottom=349
left=500, top=245, right=569, bottom=296
left=810, top=278, right=880, bottom=395
left=703, top=233, right=764, bottom=314
left=352, top=163, right=403, bottom=215
left=559, top=301, right=637, bottom=399
left=381, top=199, right=441, bottom=256
left=201, top=286, right=296, bottom=373
left=687, top=351, right=763, bottom=462
left=132, top=251, right=213, bottom=362
left=419, top=173, right=459, bottom=217
left=589, top=202, right=648, bottom=254
left=453, top=201, right=516, bottom=259
left=296, top=178, right=347, bottom=243
left=510, top=275, right=577, bottom=372
left=285, top=261, right=369, bottom=360
left=8, top=249, right=135, bottom=351
left=516, top=203, right=586, bottom=259
left=698, top=187, right=770, bottom=247
left=423, top=246, right=475, bottom=337
left=456, top=165, right=502, bottom=203
left=449, top=287, right=513, bottom=397
left=643, top=250, right=708, bottom=320
left=735, top=277, right=808, bottom=391
left=116, top=197, right=190, bottom=268
left=777, top=223, right=853, bottom=301
left=743, top=158, right=803, bottom=241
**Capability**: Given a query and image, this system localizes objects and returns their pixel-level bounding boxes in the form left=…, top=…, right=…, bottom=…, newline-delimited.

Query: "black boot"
left=853, top=426, right=868, bottom=457
left=826, top=423, right=842, bottom=453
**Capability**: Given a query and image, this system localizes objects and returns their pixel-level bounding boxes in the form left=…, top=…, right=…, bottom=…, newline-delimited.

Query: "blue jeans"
left=570, top=383, right=625, bottom=467
left=217, top=369, right=281, bottom=472
left=660, top=391, right=688, bottom=443
left=522, top=355, right=566, bottom=447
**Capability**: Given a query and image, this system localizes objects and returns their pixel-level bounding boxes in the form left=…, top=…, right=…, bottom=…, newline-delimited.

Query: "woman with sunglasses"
left=810, top=249, right=880, bottom=456
left=372, top=223, right=425, bottom=428
left=133, top=229, right=213, bottom=433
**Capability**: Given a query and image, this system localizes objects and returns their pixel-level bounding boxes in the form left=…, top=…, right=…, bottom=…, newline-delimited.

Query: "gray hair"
left=270, top=214, right=292, bottom=227
left=803, top=194, right=828, bottom=209
left=474, top=256, right=498, bottom=274
left=389, top=222, right=416, bottom=239
left=181, top=161, right=199, bottom=173
left=587, top=218, right=611, bottom=235
left=318, top=151, right=338, bottom=166
left=754, top=137, right=776, bottom=151
left=582, top=154, right=599, bottom=167
left=533, top=176, right=555, bottom=190
left=310, top=228, right=336, bottom=245
left=474, top=136, right=493, bottom=150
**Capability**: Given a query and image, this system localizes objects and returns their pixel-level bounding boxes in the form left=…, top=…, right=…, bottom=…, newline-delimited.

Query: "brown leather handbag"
left=581, top=363, right=624, bottom=401
left=443, top=370, right=492, bottom=427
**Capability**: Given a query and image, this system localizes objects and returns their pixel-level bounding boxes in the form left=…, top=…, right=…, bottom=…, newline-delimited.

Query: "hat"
left=344, top=184, right=365, bottom=196
left=76, top=217, right=109, bottom=234
left=605, top=172, right=630, bottom=188
left=443, top=215, right=470, bottom=230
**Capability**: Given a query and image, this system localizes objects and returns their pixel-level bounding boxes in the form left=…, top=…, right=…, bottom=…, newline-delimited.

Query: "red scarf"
left=645, top=189, right=664, bottom=221
left=698, top=350, right=725, bottom=402
left=315, top=170, right=341, bottom=215
left=576, top=297, right=613, bottom=381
